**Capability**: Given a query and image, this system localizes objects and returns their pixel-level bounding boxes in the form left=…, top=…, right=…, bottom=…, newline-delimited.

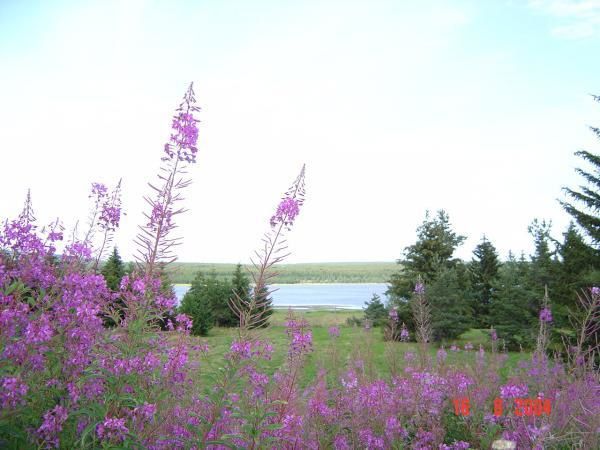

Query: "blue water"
left=173, top=283, right=389, bottom=310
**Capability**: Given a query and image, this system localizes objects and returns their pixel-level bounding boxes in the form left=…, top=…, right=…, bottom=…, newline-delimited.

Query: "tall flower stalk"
left=535, top=286, right=552, bottom=358
left=411, top=276, right=432, bottom=364
left=134, top=83, right=200, bottom=279
left=229, top=164, right=306, bottom=339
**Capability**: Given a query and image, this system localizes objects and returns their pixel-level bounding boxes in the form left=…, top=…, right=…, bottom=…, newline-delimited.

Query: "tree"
left=428, top=264, right=473, bottom=341
left=179, top=272, right=214, bottom=336
left=469, top=236, right=500, bottom=327
left=230, top=263, right=273, bottom=328
left=489, top=253, right=538, bottom=350
left=552, top=223, right=597, bottom=331
left=101, top=247, right=126, bottom=291
left=388, top=210, right=466, bottom=301
left=100, top=247, right=127, bottom=327
left=363, top=293, right=388, bottom=327
left=528, top=219, right=557, bottom=291
left=560, top=95, right=600, bottom=254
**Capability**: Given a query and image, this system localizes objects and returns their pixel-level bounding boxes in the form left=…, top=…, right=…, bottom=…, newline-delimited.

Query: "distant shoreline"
left=168, top=262, right=398, bottom=285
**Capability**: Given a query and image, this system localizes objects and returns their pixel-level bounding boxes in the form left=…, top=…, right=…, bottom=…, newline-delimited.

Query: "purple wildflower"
left=389, top=307, right=399, bottom=321
left=36, top=405, right=68, bottom=448
left=0, top=376, right=28, bottom=409
left=399, top=322, right=410, bottom=341
left=590, top=286, right=599, bottom=296
left=414, top=282, right=425, bottom=294
left=96, top=417, right=128, bottom=442
left=270, top=197, right=300, bottom=229
left=328, top=326, right=340, bottom=338
left=500, top=382, right=528, bottom=399
left=539, top=307, right=552, bottom=323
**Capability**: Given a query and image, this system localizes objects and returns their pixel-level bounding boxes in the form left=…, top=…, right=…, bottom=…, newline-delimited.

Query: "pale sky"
left=1, top=0, right=599, bottom=264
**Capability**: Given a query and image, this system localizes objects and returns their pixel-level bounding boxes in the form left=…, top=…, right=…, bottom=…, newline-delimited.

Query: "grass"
left=167, top=262, right=399, bottom=284
left=186, top=310, right=530, bottom=388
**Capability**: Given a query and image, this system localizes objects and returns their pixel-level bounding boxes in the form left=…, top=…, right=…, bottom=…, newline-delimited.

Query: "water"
left=173, top=283, right=389, bottom=310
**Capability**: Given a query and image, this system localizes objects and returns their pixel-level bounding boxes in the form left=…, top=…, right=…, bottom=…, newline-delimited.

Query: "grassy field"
left=167, top=261, right=399, bottom=284
left=188, top=309, right=529, bottom=388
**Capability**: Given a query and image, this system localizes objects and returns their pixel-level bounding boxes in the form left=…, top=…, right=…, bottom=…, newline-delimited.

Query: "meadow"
left=192, top=309, right=529, bottom=388
left=1, top=85, right=598, bottom=450
left=167, top=261, right=399, bottom=284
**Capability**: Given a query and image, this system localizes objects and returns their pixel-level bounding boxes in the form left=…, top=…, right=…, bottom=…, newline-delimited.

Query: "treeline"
left=166, top=262, right=398, bottom=284
left=383, top=133, right=600, bottom=351
left=383, top=210, right=598, bottom=350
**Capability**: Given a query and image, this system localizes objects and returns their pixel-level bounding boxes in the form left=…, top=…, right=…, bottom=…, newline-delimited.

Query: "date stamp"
left=452, top=397, right=552, bottom=417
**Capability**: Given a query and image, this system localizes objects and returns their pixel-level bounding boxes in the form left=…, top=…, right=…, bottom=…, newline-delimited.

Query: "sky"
left=0, top=0, right=599, bottom=264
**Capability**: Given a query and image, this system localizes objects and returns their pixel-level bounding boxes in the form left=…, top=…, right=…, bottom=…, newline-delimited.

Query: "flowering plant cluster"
left=1, top=84, right=599, bottom=450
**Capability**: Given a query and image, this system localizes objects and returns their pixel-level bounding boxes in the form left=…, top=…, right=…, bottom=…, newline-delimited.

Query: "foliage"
left=489, top=254, right=539, bottom=350
left=101, top=247, right=126, bottom=291
left=388, top=210, right=466, bottom=301
left=178, top=271, right=219, bottom=335
left=99, top=247, right=127, bottom=327
left=560, top=94, right=600, bottom=252
left=469, top=236, right=500, bottom=327
left=362, top=293, right=388, bottom=327
left=428, top=265, right=474, bottom=341
left=167, top=261, right=398, bottom=284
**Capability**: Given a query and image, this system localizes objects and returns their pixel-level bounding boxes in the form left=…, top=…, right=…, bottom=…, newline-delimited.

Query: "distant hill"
left=166, top=262, right=399, bottom=284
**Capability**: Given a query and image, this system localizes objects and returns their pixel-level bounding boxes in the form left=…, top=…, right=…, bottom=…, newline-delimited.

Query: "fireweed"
left=1, top=85, right=599, bottom=450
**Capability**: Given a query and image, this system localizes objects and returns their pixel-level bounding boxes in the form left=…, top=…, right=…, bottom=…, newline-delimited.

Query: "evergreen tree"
left=552, top=223, right=597, bottom=330
left=560, top=95, right=600, bottom=254
left=179, top=272, right=214, bottom=336
left=252, top=284, right=274, bottom=328
left=428, top=264, right=473, bottom=341
left=469, top=236, right=500, bottom=327
left=388, top=210, right=466, bottom=301
left=363, top=293, right=388, bottom=327
left=101, top=247, right=126, bottom=291
left=489, top=253, right=538, bottom=350
left=230, top=263, right=273, bottom=328
left=528, top=219, right=557, bottom=291
left=100, top=247, right=126, bottom=327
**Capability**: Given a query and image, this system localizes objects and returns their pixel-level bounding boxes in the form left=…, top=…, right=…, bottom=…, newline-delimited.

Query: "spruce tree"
left=101, top=247, right=126, bottom=291
left=230, top=263, right=273, bottom=328
left=552, top=223, right=597, bottom=330
left=560, top=94, right=600, bottom=254
left=179, top=272, right=214, bottom=336
left=489, top=253, right=538, bottom=350
left=388, top=210, right=466, bottom=301
left=363, top=293, right=388, bottom=327
left=428, top=264, right=473, bottom=341
left=528, top=219, right=557, bottom=291
left=100, top=247, right=126, bottom=327
left=469, top=236, right=500, bottom=327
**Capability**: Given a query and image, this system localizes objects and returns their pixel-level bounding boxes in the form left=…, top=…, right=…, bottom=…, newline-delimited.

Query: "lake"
left=173, top=283, right=389, bottom=310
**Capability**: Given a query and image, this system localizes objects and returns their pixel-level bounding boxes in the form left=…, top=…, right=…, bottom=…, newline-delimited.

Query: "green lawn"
left=167, top=261, right=399, bottom=284
left=187, top=310, right=529, bottom=388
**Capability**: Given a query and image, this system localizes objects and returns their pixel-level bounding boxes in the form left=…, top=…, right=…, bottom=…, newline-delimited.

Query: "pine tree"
left=101, top=247, right=126, bottom=291
left=489, top=253, right=538, bottom=350
left=388, top=210, right=466, bottom=301
left=528, top=219, right=557, bottom=291
left=428, top=264, right=473, bottom=341
left=179, top=272, right=214, bottom=336
left=100, top=247, right=126, bottom=327
left=560, top=94, right=600, bottom=253
left=469, top=236, right=500, bottom=327
left=551, top=223, right=597, bottom=330
left=363, top=293, right=388, bottom=327
left=230, top=263, right=273, bottom=328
